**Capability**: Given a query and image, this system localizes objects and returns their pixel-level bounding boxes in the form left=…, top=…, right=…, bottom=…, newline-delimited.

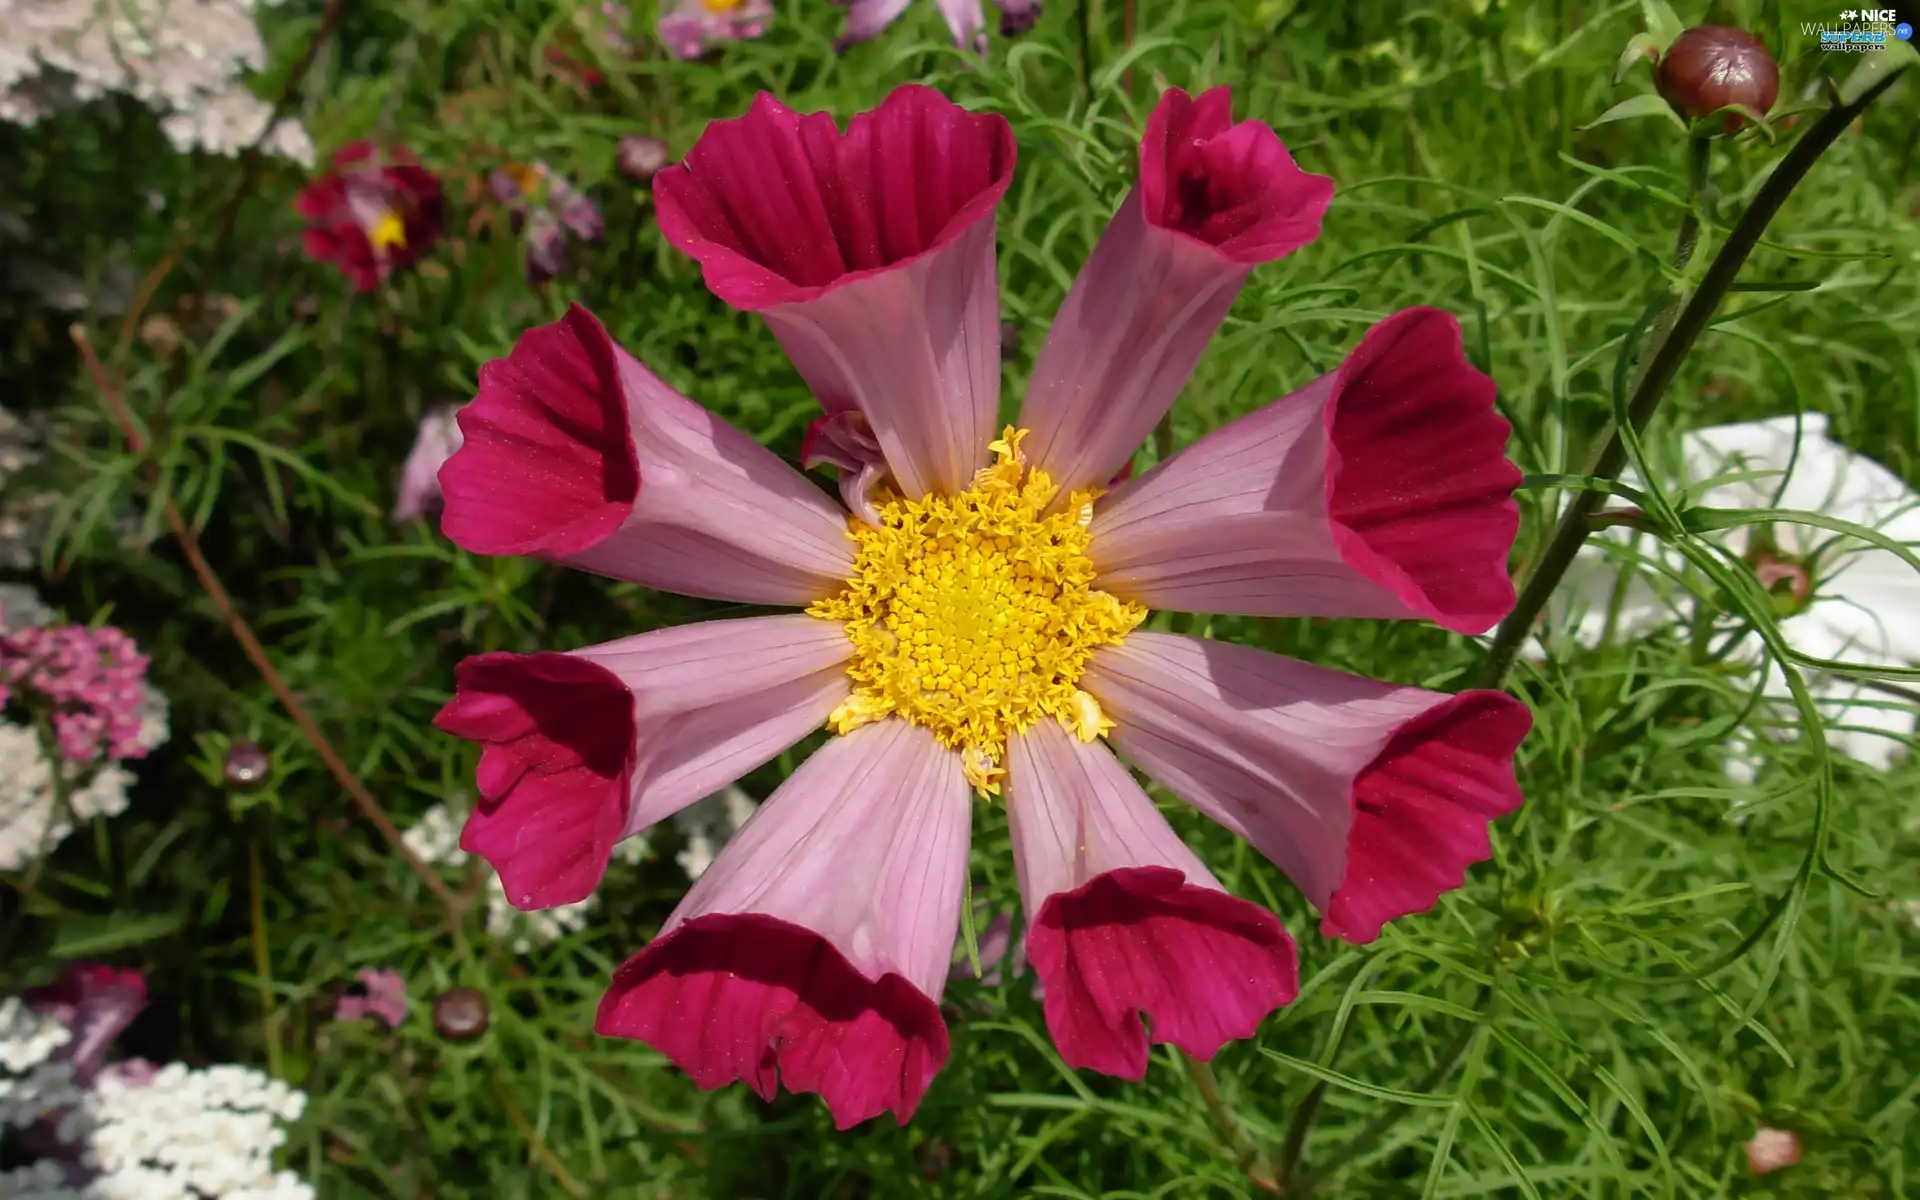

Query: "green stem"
left=1272, top=1013, right=1357, bottom=1185
left=1183, top=1056, right=1282, bottom=1193
left=1476, top=69, right=1907, bottom=691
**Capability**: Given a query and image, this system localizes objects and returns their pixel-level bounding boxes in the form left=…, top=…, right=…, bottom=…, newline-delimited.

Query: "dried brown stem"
left=71, top=325, right=459, bottom=911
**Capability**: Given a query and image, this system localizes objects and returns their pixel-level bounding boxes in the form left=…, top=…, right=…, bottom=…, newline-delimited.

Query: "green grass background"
left=1, top=0, right=1917, bottom=1195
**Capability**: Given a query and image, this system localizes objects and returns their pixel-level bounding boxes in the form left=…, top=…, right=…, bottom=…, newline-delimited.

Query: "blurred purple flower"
left=616, top=135, right=674, bottom=185
left=394, top=405, right=464, bottom=522
left=599, top=1, right=635, bottom=52
left=657, top=0, right=772, bottom=60
left=24, top=963, right=148, bottom=1084
left=335, top=968, right=410, bottom=1028
left=833, top=0, right=1040, bottom=54
left=489, top=162, right=602, bottom=284
left=549, top=177, right=604, bottom=242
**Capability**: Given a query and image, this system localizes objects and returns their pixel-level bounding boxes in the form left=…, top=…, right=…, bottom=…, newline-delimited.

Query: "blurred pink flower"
left=24, top=962, right=148, bottom=1083
left=335, top=968, right=410, bottom=1029
left=0, top=622, right=153, bottom=763
left=833, top=0, right=1040, bottom=54
left=433, top=84, right=1528, bottom=1129
left=947, top=911, right=1028, bottom=988
left=394, top=406, right=465, bottom=522
left=1746, top=1127, right=1800, bottom=1175
left=656, top=0, right=771, bottom=60
left=489, top=163, right=604, bottom=285
left=295, top=142, right=445, bottom=292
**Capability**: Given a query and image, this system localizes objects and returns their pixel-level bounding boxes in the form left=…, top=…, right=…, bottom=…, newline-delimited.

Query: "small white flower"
left=673, top=784, right=758, bottom=881
left=401, top=800, right=650, bottom=953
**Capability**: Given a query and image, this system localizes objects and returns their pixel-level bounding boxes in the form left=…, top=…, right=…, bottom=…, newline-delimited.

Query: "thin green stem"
left=1272, top=1013, right=1357, bottom=1185
left=1183, top=1056, right=1282, bottom=1193
left=1477, top=68, right=1909, bottom=691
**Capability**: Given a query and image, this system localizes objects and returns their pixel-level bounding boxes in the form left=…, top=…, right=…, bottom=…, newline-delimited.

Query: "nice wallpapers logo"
left=1805, top=6, right=1916, bottom=47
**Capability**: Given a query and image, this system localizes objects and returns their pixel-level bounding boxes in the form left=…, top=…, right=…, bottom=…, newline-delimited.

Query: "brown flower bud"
left=432, top=987, right=489, bottom=1041
left=1654, top=26, right=1779, bottom=130
left=999, top=319, right=1022, bottom=357
left=918, top=1141, right=952, bottom=1180
left=222, top=743, right=270, bottom=790
left=616, top=135, right=674, bottom=186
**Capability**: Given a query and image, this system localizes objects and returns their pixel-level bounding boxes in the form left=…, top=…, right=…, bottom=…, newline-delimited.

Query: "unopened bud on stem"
left=1655, top=26, right=1779, bottom=131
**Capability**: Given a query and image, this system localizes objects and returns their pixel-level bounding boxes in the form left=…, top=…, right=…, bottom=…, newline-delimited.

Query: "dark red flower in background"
left=295, top=142, right=446, bottom=291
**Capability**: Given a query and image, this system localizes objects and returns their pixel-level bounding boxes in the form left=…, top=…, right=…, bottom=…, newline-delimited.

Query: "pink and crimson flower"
left=295, top=142, right=445, bottom=292
left=433, top=84, right=1530, bottom=1129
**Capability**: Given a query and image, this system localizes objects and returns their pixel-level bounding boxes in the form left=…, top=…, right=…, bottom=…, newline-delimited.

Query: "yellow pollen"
left=508, top=163, right=545, bottom=193
left=701, top=0, right=744, bottom=12
left=810, top=425, right=1147, bottom=798
left=368, top=210, right=408, bottom=252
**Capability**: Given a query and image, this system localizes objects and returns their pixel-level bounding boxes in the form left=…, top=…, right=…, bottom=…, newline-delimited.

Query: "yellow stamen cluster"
left=368, top=210, right=409, bottom=253
left=809, top=427, right=1147, bottom=797
left=701, top=0, right=745, bottom=13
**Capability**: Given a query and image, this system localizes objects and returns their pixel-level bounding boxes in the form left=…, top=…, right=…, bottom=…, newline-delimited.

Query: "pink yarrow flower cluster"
left=0, top=619, right=153, bottom=764
left=432, top=84, right=1531, bottom=1129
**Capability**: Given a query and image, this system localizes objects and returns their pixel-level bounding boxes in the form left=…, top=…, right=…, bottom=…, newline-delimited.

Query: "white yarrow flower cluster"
left=5, top=992, right=313, bottom=1198
left=0, top=0, right=314, bottom=164
left=24, top=1063, right=311, bottom=1199
left=402, top=800, right=651, bottom=953
left=1, top=994, right=73, bottom=1076
left=0, top=405, right=52, bottom=570
left=1543, top=414, right=1920, bottom=782
left=0, top=721, right=140, bottom=872
left=1, top=1000, right=84, bottom=1152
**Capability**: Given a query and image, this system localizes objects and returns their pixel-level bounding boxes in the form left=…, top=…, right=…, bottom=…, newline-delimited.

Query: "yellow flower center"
left=368, top=210, right=408, bottom=253
left=701, top=0, right=744, bottom=13
left=504, top=163, right=545, bottom=196
left=809, top=427, right=1147, bottom=796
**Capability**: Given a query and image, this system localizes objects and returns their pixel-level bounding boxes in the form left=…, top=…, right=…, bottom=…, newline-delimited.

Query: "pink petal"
left=596, top=720, right=970, bottom=1129
left=1005, top=719, right=1298, bottom=1080
left=834, top=0, right=914, bottom=48
left=1017, top=87, right=1333, bottom=497
left=336, top=968, right=410, bottom=1028
left=435, top=651, right=633, bottom=910
left=581, top=615, right=852, bottom=835
left=440, top=304, right=854, bottom=606
left=800, top=409, right=889, bottom=526
left=437, top=617, right=850, bottom=910
left=1140, top=86, right=1336, bottom=262
left=1085, top=632, right=1530, bottom=944
left=393, top=404, right=463, bottom=522
left=655, top=87, right=1015, bottom=498
left=1090, top=307, right=1521, bottom=634
left=25, top=963, right=148, bottom=1084
left=934, top=0, right=989, bottom=52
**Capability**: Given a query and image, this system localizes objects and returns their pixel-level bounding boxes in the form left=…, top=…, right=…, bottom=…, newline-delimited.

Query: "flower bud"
left=1746, top=1128, right=1800, bottom=1176
left=998, top=319, right=1022, bottom=357
left=223, top=743, right=270, bottom=790
left=999, top=0, right=1040, bottom=37
left=1654, top=26, right=1779, bottom=130
left=432, top=987, right=489, bottom=1041
left=616, top=135, right=673, bottom=185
